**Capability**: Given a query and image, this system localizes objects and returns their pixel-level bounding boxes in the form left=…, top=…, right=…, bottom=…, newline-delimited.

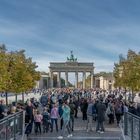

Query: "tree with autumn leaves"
left=114, top=49, right=140, bottom=101
left=0, top=44, right=40, bottom=105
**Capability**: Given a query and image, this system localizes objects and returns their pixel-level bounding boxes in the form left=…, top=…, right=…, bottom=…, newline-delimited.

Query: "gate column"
left=75, top=72, right=78, bottom=88
left=65, top=71, right=68, bottom=87
left=83, top=71, right=86, bottom=89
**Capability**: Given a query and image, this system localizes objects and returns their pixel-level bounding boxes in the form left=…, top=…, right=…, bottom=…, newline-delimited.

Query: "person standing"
left=69, top=99, right=75, bottom=131
left=87, top=100, right=96, bottom=132
left=81, top=99, right=88, bottom=120
left=0, top=100, right=7, bottom=119
left=42, top=107, right=52, bottom=133
left=96, top=98, right=106, bottom=133
left=50, top=104, right=59, bottom=132
left=114, top=100, right=123, bottom=126
left=107, top=102, right=115, bottom=124
left=25, top=101, right=34, bottom=136
left=34, top=111, right=43, bottom=134
left=58, top=103, right=63, bottom=130
left=73, top=98, right=79, bottom=118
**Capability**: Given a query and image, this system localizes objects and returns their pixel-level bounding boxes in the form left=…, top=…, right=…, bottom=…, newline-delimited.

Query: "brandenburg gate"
left=49, top=51, right=94, bottom=88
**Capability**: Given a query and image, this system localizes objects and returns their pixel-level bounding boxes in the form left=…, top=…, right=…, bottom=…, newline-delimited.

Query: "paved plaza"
left=27, top=112, right=123, bottom=140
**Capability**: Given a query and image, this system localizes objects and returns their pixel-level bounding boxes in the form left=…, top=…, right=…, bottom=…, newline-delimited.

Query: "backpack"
left=43, top=113, right=50, bottom=123
left=70, top=104, right=75, bottom=115
left=106, top=106, right=111, bottom=115
left=116, top=106, right=122, bottom=114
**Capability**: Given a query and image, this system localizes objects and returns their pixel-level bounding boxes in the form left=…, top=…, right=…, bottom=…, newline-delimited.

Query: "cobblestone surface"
left=27, top=112, right=123, bottom=140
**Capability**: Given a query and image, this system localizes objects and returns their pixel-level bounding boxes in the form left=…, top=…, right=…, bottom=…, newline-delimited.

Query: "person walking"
left=57, top=101, right=72, bottom=139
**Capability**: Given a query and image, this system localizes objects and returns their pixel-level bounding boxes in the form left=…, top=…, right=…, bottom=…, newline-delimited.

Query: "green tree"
left=0, top=45, right=40, bottom=104
left=114, top=49, right=140, bottom=101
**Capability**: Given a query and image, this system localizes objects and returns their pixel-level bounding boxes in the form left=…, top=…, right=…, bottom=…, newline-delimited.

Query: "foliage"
left=0, top=44, right=41, bottom=94
left=95, top=72, right=113, bottom=77
left=114, top=49, right=140, bottom=91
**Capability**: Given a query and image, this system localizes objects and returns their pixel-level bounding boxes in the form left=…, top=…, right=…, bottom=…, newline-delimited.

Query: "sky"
left=0, top=0, right=140, bottom=75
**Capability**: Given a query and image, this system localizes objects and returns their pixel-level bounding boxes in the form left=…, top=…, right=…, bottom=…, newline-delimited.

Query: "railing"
left=124, top=112, right=140, bottom=140
left=0, top=111, right=24, bottom=140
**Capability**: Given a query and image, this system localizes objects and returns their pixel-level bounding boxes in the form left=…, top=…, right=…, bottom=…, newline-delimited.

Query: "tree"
left=0, top=46, right=12, bottom=105
left=114, top=49, right=140, bottom=101
left=0, top=45, right=41, bottom=105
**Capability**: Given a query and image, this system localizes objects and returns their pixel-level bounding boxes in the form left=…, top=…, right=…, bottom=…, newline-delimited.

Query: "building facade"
left=35, top=74, right=50, bottom=89
left=94, top=72, right=115, bottom=90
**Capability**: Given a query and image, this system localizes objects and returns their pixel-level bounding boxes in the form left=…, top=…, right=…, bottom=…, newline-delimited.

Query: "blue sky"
left=0, top=0, right=140, bottom=74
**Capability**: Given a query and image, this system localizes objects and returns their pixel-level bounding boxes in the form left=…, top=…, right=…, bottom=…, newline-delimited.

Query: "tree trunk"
left=132, top=89, right=134, bottom=102
left=22, top=92, right=24, bottom=104
left=124, top=88, right=126, bottom=102
left=5, top=92, right=8, bottom=105
left=15, top=94, right=18, bottom=103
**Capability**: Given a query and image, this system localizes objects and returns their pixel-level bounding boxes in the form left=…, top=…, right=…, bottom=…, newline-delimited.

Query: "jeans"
left=83, top=111, right=87, bottom=120
left=51, top=118, right=58, bottom=132
left=35, top=122, right=41, bottom=134
left=108, top=114, right=114, bottom=124
left=69, top=114, right=74, bottom=131
left=60, top=118, right=63, bottom=130
left=87, top=115, right=93, bottom=131
left=96, top=121, right=105, bottom=132
left=61, top=120, right=71, bottom=136
left=74, top=109, right=78, bottom=118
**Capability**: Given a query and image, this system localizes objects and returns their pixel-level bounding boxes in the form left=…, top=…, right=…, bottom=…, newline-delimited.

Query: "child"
left=42, top=107, right=52, bottom=133
left=34, top=111, right=43, bottom=134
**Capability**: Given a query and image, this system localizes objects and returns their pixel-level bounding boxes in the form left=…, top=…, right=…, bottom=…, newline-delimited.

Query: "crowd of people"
left=1, top=88, right=140, bottom=139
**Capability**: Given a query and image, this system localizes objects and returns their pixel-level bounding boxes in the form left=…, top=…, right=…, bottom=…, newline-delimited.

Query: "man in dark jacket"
left=69, top=100, right=75, bottom=131
left=25, top=101, right=34, bottom=135
left=81, top=99, right=88, bottom=120
left=73, top=99, right=79, bottom=118
left=0, top=100, right=6, bottom=120
left=58, top=103, right=63, bottom=130
left=128, top=102, right=137, bottom=115
left=96, top=99, right=106, bottom=133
